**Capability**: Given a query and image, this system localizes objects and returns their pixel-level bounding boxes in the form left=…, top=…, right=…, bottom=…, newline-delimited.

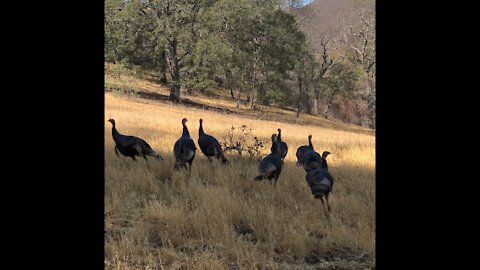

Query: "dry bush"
left=221, top=125, right=265, bottom=160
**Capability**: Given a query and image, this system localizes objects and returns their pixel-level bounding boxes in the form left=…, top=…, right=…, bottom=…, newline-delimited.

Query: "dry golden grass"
left=105, top=92, right=375, bottom=269
left=104, top=63, right=374, bottom=136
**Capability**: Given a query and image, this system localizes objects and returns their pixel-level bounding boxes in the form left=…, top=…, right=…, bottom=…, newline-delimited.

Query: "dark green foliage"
left=322, top=61, right=367, bottom=100
left=104, top=0, right=375, bottom=127
left=105, top=0, right=307, bottom=104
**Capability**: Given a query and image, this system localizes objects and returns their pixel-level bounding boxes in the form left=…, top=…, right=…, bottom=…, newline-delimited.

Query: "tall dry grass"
left=105, top=92, right=375, bottom=269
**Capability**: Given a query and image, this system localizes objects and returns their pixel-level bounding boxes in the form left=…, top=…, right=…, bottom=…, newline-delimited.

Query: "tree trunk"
left=324, top=105, right=330, bottom=119
left=165, top=38, right=181, bottom=102
left=159, top=72, right=167, bottom=84
left=355, top=100, right=363, bottom=126
left=159, top=51, right=168, bottom=84
left=310, top=99, right=318, bottom=115
left=251, top=52, right=259, bottom=110
left=230, top=88, right=235, bottom=99
left=296, top=73, right=303, bottom=118
left=324, top=100, right=332, bottom=119
left=250, top=92, right=255, bottom=109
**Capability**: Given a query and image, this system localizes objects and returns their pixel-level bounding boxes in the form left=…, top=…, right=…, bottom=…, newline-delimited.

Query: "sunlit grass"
left=104, top=63, right=374, bottom=136
left=105, top=91, right=375, bottom=269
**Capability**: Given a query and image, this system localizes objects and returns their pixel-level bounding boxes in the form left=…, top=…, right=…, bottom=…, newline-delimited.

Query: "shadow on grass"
left=106, top=88, right=239, bottom=115
left=105, top=88, right=375, bottom=136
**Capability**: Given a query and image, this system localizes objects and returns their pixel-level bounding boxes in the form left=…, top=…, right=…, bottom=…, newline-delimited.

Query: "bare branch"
left=177, top=51, right=189, bottom=64
left=366, top=61, right=375, bottom=74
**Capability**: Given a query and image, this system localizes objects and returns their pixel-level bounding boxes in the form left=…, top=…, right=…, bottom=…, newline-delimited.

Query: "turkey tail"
left=174, top=141, right=185, bottom=169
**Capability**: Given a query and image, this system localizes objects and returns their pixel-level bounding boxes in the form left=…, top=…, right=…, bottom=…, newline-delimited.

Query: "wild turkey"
left=295, top=135, right=314, bottom=166
left=198, top=118, right=228, bottom=164
left=305, top=166, right=334, bottom=219
left=254, top=134, right=284, bottom=187
left=173, top=118, right=197, bottom=171
left=107, top=118, right=163, bottom=162
left=301, top=150, right=330, bottom=172
left=272, top=128, right=288, bottom=159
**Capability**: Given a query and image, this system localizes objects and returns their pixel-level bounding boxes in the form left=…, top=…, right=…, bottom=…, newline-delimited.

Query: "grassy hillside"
left=104, top=88, right=375, bottom=268
left=105, top=63, right=374, bottom=136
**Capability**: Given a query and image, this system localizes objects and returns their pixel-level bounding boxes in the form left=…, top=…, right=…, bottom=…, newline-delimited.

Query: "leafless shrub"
left=221, top=125, right=265, bottom=159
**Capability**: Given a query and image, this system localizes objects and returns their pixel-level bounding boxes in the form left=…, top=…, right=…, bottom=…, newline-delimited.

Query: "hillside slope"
left=104, top=91, right=375, bottom=269
left=296, top=0, right=375, bottom=53
left=105, top=63, right=374, bottom=136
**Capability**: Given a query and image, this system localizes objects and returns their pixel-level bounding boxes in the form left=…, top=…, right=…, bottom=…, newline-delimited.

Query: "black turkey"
left=301, top=150, right=330, bottom=172
left=107, top=119, right=163, bottom=162
left=295, top=135, right=313, bottom=166
left=173, top=118, right=197, bottom=171
left=272, top=128, right=288, bottom=159
left=254, top=134, right=284, bottom=187
left=305, top=166, right=334, bottom=219
left=198, top=118, right=228, bottom=164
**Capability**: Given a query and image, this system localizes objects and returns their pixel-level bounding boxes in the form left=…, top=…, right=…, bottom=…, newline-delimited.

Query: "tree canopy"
left=105, top=0, right=376, bottom=128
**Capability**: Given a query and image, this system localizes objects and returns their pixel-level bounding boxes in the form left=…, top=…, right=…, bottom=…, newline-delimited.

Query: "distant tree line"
left=105, top=0, right=375, bottom=128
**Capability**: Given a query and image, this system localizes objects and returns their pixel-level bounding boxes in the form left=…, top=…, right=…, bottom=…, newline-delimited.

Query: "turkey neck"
left=321, top=159, right=328, bottom=169
left=271, top=139, right=280, bottom=156
left=182, top=122, right=191, bottom=138
left=111, top=123, right=121, bottom=140
left=277, top=130, right=282, bottom=141
left=308, top=137, right=313, bottom=149
left=199, top=121, right=205, bottom=136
